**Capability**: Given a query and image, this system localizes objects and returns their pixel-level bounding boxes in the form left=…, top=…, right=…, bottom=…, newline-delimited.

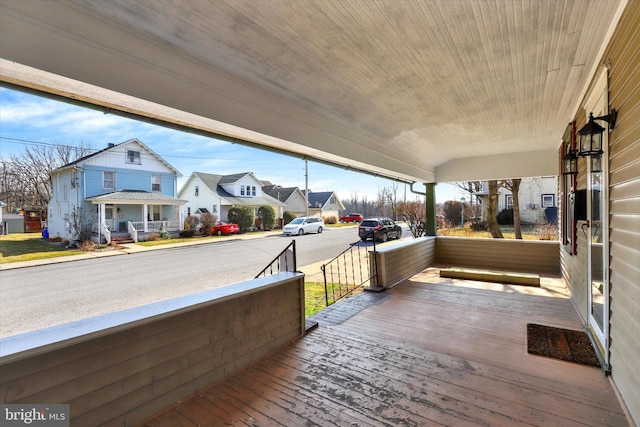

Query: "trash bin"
left=42, top=227, right=49, bottom=239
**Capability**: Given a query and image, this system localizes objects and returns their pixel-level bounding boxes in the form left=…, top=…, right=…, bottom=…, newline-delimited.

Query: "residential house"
left=261, top=183, right=308, bottom=219
left=179, top=172, right=285, bottom=227
left=302, top=190, right=345, bottom=222
left=47, top=139, right=185, bottom=243
left=474, top=176, right=559, bottom=224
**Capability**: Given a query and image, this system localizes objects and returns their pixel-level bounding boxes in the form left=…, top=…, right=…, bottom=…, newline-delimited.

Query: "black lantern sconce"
left=578, top=110, right=617, bottom=157
left=562, top=149, right=579, bottom=175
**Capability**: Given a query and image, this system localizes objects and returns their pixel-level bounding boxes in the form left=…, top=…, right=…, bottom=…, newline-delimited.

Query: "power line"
left=0, top=136, right=245, bottom=161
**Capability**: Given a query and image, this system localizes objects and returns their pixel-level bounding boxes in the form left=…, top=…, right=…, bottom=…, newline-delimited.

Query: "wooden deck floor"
left=139, top=268, right=629, bottom=426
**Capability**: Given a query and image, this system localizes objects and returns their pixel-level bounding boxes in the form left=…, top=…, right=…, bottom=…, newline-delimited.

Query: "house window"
left=505, top=194, right=513, bottom=209
left=126, top=150, right=141, bottom=164
left=241, top=185, right=246, bottom=196
left=195, top=185, right=199, bottom=196
left=151, top=175, right=161, bottom=192
left=212, top=205, right=217, bottom=213
left=187, top=207, right=191, bottom=216
left=251, top=186, right=256, bottom=196
left=63, top=185, right=67, bottom=201
left=541, top=194, right=555, bottom=208
left=103, top=171, right=115, bottom=190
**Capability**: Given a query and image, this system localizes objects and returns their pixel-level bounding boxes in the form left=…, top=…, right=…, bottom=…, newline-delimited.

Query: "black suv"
left=358, top=217, right=402, bottom=242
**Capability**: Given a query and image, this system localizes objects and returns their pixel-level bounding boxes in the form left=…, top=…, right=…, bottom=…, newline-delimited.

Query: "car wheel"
left=217, top=230, right=223, bottom=236
left=381, top=232, right=388, bottom=242
left=317, top=226, right=323, bottom=234
left=298, top=228, right=304, bottom=236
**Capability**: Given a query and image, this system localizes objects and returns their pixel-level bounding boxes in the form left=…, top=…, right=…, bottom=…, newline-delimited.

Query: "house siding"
left=561, top=2, right=640, bottom=424
left=179, top=176, right=222, bottom=219
left=604, top=2, right=640, bottom=423
left=83, top=166, right=175, bottom=197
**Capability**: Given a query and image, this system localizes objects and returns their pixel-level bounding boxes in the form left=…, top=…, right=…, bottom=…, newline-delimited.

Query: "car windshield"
left=289, top=218, right=304, bottom=224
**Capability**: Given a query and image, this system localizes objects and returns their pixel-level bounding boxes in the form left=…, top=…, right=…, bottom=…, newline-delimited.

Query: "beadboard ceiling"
left=0, top=0, right=626, bottom=183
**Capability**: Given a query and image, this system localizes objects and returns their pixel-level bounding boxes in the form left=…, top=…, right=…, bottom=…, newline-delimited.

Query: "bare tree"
left=487, top=180, right=504, bottom=238
left=0, top=143, right=93, bottom=212
left=502, top=178, right=522, bottom=239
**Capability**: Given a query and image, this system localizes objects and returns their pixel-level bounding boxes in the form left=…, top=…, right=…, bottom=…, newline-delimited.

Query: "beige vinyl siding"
left=373, top=237, right=436, bottom=288
left=0, top=273, right=305, bottom=426
left=604, top=1, right=640, bottom=423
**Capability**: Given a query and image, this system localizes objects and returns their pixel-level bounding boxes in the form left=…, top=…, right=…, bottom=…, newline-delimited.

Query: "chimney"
left=108, top=143, right=115, bottom=148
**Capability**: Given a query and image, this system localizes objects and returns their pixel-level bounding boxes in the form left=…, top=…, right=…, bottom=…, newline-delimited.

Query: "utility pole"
left=305, top=159, right=309, bottom=217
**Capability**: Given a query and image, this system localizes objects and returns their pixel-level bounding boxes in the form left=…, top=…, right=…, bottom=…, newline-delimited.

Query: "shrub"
left=145, top=232, right=161, bottom=241
left=228, top=206, right=254, bottom=232
left=199, top=213, right=218, bottom=236
left=283, top=211, right=296, bottom=225
left=470, top=220, right=488, bottom=232
left=257, top=205, right=276, bottom=230
left=184, top=215, right=199, bottom=232
left=323, top=215, right=337, bottom=224
left=78, top=240, right=97, bottom=252
left=180, top=229, right=195, bottom=238
left=496, top=208, right=514, bottom=225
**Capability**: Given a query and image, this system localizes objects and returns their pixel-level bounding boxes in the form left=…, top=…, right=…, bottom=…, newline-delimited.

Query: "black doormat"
left=527, top=324, right=600, bottom=367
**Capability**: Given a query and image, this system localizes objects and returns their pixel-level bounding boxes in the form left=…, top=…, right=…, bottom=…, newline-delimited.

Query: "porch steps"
left=110, top=235, right=134, bottom=244
left=439, top=267, right=540, bottom=287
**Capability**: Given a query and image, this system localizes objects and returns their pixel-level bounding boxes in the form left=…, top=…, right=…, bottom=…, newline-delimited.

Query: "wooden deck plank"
left=139, top=268, right=629, bottom=427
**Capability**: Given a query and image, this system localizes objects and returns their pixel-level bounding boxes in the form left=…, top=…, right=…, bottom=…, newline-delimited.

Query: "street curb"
left=0, top=229, right=293, bottom=271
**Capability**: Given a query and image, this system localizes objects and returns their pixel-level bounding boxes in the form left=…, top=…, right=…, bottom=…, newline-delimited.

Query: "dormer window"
left=241, top=185, right=246, bottom=196
left=126, top=150, right=141, bottom=164
left=195, top=185, right=199, bottom=196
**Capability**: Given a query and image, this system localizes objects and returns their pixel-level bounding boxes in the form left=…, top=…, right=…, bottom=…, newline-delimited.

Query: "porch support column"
left=178, top=204, right=184, bottom=231
left=99, top=203, right=106, bottom=228
left=424, top=183, right=437, bottom=236
left=143, top=204, right=149, bottom=232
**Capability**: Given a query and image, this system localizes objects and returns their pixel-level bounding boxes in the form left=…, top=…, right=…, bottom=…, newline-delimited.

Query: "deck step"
left=439, top=267, right=540, bottom=287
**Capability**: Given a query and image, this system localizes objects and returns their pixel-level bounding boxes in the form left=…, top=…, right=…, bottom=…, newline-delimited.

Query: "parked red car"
left=339, top=213, right=364, bottom=223
left=211, top=221, right=240, bottom=236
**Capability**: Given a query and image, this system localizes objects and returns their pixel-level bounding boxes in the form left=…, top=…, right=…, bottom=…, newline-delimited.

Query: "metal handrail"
left=321, top=229, right=377, bottom=306
left=254, top=240, right=297, bottom=278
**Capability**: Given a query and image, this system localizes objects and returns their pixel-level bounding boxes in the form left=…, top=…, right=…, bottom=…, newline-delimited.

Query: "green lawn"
left=0, top=233, right=82, bottom=264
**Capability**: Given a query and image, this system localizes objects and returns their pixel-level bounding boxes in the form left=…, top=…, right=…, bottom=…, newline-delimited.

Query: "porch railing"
left=255, top=240, right=297, bottom=278
left=130, top=220, right=179, bottom=232
left=321, top=231, right=378, bottom=306
left=128, top=221, right=139, bottom=243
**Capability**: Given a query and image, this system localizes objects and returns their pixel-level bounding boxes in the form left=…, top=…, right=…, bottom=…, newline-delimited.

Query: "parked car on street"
left=339, top=213, right=364, bottom=223
left=358, top=217, right=402, bottom=242
left=282, top=216, right=324, bottom=235
left=211, top=221, right=240, bottom=236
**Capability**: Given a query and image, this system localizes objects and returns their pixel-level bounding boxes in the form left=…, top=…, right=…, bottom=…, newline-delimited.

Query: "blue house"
left=47, top=139, right=185, bottom=243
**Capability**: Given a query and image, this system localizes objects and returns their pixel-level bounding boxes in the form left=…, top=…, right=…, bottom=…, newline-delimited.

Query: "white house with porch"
left=47, top=138, right=185, bottom=243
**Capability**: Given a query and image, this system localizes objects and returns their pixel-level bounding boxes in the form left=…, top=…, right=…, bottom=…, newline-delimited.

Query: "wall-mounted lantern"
left=578, top=110, right=617, bottom=157
left=563, top=149, right=579, bottom=175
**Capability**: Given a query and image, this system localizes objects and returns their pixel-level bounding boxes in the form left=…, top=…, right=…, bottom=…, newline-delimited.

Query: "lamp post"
left=461, top=197, right=466, bottom=227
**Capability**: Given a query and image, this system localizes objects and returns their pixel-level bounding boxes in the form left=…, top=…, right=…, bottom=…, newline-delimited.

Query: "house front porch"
left=140, top=268, right=629, bottom=426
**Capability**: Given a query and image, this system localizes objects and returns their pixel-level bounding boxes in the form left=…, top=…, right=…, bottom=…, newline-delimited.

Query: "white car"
left=282, top=216, right=324, bottom=235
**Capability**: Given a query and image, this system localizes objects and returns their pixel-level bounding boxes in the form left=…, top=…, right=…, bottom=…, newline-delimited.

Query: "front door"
left=584, top=69, right=610, bottom=367
left=587, top=163, right=608, bottom=365
left=104, top=206, right=116, bottom=231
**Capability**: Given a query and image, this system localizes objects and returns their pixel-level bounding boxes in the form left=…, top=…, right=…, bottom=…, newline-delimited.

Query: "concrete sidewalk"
left=0, top=229, right=286, bottom=271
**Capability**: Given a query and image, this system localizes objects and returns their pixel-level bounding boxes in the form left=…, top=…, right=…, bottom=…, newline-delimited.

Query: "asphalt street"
left=0, top=225, right=407, bottom=337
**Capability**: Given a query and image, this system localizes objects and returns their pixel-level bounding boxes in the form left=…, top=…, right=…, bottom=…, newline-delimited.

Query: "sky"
left=0, top=87, right=465, bottom=204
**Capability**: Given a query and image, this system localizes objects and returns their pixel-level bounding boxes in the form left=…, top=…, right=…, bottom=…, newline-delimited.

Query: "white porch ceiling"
left=0, top=0, right=626, bottom=183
